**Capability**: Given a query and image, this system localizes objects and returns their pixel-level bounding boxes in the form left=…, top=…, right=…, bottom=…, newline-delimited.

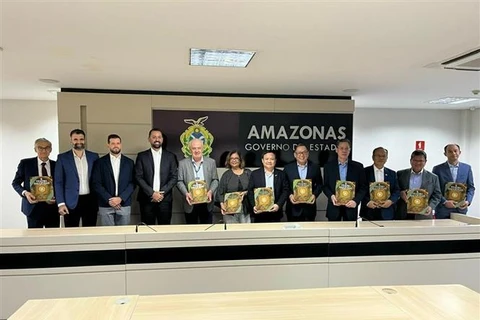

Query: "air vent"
left=441, top=48, right=480, bottom=71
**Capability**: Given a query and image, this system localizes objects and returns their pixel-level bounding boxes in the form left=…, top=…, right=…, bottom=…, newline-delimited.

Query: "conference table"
left=1, top=215, right=479, bottom=319
left=8, top=284, right=480, bottom=319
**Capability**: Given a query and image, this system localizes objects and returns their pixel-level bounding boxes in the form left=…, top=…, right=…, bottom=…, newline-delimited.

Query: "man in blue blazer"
left=432, top=144, right=475, bottom=219
left=92, top=134, right=135, bottom=226
left=135, top=128, right=178, bottom=225
left=360, top=147, right=400, bottom=220
left=248, top=151, right=289, bottom=223
left=12, top=138, right=58, bottom=228
left=284, top=144, right=323, bottom=221
left=323, top=139, right=368, bottom=221
left=54, top=129, right=99, bottom=227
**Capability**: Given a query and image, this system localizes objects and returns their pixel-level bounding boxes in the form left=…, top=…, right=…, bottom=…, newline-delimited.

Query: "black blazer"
left=360, top=165, right=400, bottom=220
left=322, top=159, right=367, bottom=221
left=247, top=168, right=289, bottom=221
left=12, top=157, right=56, bottom=216
left=91, top=154, right=135, bottom=207
left=135, top=149, right=178, bottom=203
left=283, top=160, right=323, bottom=218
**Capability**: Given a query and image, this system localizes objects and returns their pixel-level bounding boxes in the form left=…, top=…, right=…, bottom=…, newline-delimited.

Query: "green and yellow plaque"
left=188, top=180, right=208, bottom=204
left=335, top=180, right=356, bottom=205
left=29, top=176, right=54, bottom=202
left=407, top=188, right=429, bottom=215
left=223, top=191, right=244, bottom=214
left=370, top=182, right=390, bottom=204
left=293, top=179, right=314, bottom=204
left=254, top=187, right=274, bottom=213
left=445, top=182, right=467, bottom=208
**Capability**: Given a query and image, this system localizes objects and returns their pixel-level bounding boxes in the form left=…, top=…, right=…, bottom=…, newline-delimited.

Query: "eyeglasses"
left=230, top=157, right=240, bottom=161
left=295, top=151, right=308, bottom=155
left=36, top=146, right=51, bottom=151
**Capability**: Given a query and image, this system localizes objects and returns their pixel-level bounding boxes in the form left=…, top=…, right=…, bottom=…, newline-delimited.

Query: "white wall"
left=0, top=100, right=4, bottom=228
left=1, top=100, right=58, bottom=228
left=353, top=108, right=479, bottom=217
left=1, top=102, right=478, bottom=228
left=464, top=109, right=480, bottom=217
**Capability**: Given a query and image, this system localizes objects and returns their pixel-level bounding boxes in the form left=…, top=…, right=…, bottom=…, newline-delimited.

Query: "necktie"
left=41, top=162, right=48, bottom=177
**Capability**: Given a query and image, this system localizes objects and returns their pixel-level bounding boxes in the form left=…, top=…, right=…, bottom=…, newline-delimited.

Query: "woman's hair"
left=225, top=150, right=245, bottom=169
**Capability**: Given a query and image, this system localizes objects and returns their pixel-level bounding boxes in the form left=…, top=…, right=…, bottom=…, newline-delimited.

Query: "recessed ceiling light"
left=190, top=48, right=255, bottom=68
left=39, top=78, right=60, bottom=84
left=427, top=97, right=479, bottom=105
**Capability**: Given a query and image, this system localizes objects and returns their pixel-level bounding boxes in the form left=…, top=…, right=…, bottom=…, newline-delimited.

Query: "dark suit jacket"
left=135, top=148, right=178, bottom=204
left=360, top=165, right=400, bottom=220
left=247, top=168, right=289, bottom=221
left=283, top=160, right=323, bottom=219
left=54, top=150, right=99, bottom=209
left=12, top=157, right=56, bottom=216
left=322, top=159, right=367, bottom=221
left=396, top=169, right=442, bottom=219
left=432, top=161, right=475, bottom=218
left=91, top=154, right=135, bottom=207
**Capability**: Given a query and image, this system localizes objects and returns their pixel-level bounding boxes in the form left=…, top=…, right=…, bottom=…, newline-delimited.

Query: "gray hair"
left=34, top=138, right=52, bottom=147
left=188, top=138, right=204, bottom=149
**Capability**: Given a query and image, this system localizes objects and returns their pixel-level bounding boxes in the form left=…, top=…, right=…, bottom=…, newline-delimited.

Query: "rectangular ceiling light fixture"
left=427, top=97, right=479, bottom=104
left=190, top=48, right=255, bottom=68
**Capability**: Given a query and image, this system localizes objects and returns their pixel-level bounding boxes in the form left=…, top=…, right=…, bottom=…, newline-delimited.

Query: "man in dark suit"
left=322, top=139, right=367, bottom=221
left=54, top=129, right=99, bottom=227
left=135, top=128, right=178, bottom=225
left=396, top=150, right=442, bottom=220
left=12, top=138, right=59, bottom=228
left=92, top=134, right=135, bottom=226
left=177, top=138, right=218, bottom=224
left=432, top=144, right=475, bottom=219
left=283, top=143, right=323, bottom=221
left=360, top=147, right=400, bottom=220
left=248, top=151, right=289, bottom=223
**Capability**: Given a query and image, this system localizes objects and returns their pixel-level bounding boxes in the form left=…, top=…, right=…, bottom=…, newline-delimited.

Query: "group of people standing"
left=12, top=128, right=475, bottom=228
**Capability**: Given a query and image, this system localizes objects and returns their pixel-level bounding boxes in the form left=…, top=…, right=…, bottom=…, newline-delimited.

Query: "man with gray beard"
left=54, top=129, right=99, bottom=227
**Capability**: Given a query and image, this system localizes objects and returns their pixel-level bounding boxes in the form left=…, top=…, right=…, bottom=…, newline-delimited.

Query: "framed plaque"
left=29, top=176, right=53, bottom=202
left=254, top=187, right=274, bottom=213
left=335, top=180, right=355, bottom=205
left=223, top=191, right=244, bottom=214
left=444, top=182, right=467, bottom=208
left=293, top=179, right=314, bottom=204
left=370, top=182, right=390, bottom=204
left=188, top=180, right=208, bottom=204
left=407, top=188, right=429, bottom=215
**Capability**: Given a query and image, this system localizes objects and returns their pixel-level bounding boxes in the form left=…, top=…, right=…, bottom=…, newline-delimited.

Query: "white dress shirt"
left=73, top=150, right=90, bottom=195
left=110, top=154, right=121, bottom=196
left=151, top=148, right=162, bottom=192
left=374, top=166, right=384, bottom=182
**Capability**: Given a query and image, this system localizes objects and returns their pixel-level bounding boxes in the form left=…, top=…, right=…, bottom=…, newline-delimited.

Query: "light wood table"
left=8, top=295, right=139, bottom=320
left=9, top=285, right=480, bottom=320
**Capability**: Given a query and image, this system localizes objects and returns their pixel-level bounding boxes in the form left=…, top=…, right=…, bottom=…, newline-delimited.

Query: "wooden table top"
left=9, top=285, right=480, bottom=320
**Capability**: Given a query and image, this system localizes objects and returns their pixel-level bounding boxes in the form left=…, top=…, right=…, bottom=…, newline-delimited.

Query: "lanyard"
left=193, top=162, right=203, bottom=180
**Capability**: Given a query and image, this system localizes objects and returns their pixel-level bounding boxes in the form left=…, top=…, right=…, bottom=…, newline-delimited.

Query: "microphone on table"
left=358, top=216, right=384, bottom=227
left=135, top=222, right=157, bottom=233
left=204, top=219, right=225, bottom=231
